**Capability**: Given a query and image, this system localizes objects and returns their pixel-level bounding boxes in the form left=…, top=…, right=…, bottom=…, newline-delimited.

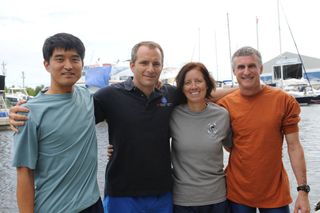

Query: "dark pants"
left=173, top=200, right=229, bottom=213
left=229, top=201, right=290, bottom=213
left=80, top=197, right=104, bottom=213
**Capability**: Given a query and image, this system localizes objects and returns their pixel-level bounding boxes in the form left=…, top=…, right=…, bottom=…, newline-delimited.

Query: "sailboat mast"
left=214, top=31, right=219, bottom=81
left=256, top=16, right=259, bottom=50
left=227, top=13, right=234, bottom=86
left=277, top=0, right=282, bottom=55
left=198, top=27, right=201, bottom=61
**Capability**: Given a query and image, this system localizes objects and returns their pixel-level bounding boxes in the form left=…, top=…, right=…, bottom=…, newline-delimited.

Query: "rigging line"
left=279, top=1, right=314, bottom=93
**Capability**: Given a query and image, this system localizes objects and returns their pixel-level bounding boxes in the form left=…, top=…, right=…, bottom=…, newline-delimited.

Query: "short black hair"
left=42, top=33, right=85, bottom=62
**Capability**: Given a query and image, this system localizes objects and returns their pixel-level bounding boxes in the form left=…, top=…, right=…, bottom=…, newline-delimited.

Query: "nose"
left=243, top=66, right=250, bottom=75
left=190, top=81, right=197, bottom=88
left=146, top=63, right=155, bottom=72
left=64, top=59, right=72, bottom=70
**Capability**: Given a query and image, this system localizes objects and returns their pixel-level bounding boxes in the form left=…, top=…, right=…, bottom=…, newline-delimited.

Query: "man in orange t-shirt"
left=218, top=46, right=310, bottom=213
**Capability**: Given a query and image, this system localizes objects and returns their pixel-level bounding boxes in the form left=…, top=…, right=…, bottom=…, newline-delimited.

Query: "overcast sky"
left=1, top=0, right=319, bottom=87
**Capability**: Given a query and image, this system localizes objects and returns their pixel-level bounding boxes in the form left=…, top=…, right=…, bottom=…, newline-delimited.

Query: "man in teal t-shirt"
left=12, top=33, right=103, bottom=213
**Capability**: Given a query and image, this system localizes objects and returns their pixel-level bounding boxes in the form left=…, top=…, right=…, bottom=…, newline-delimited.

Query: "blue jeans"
left=173, top=200, right=229, bottom=213
left=229, top=201, right=290, bottom=213
left=103, top=192, right=173, bottom=213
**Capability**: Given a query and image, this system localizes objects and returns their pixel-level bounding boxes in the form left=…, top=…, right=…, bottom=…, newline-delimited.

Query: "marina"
left=0, top=105, right=320, bottom=212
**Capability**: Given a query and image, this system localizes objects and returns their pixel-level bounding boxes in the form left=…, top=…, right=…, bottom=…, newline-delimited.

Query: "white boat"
left=264, top=57, right=318, bottom=105
left=0, top=94, right=9, bottom=127
left=5, top=87, right=30, bottom=106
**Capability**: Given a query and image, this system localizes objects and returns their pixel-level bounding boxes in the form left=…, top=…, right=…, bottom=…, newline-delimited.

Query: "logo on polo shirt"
left=158, top=96, right=172, bottom=107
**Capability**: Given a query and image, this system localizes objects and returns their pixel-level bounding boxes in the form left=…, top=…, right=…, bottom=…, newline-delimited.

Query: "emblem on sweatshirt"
left=207, top=122, right=217, bottom=137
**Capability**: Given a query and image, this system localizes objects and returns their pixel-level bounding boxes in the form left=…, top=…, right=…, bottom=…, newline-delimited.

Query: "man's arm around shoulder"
left=210, top=87, right=237, bottom=102
left=16, top=167, right=34, bottom=213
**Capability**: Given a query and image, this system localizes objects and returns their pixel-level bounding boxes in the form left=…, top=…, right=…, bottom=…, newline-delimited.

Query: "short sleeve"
left=12, top=114, right=38, bottom=169
left=93, top=93, right=106, bottom=124
left=282, top=96, right=301, bottom=135
left=222, top=127, right=233, bottom=148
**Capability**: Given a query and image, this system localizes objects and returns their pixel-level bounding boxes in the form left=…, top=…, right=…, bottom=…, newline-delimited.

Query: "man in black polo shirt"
left=94, top=41, right=177, bottom=212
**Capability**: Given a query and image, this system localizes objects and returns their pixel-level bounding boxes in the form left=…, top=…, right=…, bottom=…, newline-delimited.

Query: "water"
left=0, top=106, right=319, bottom=212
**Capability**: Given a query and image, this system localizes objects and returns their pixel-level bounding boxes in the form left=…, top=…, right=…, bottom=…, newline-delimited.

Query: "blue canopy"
left=84, top=65, right=112, bottom=88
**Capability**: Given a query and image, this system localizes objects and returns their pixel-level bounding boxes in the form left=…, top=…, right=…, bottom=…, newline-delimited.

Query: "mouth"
left=62, top=72, right=76, bottom=77
left=190, top=91, right=200, bottom=95
left=144, top=74, right=156, bottom=79
left=241, top=76, right=254, bottom=81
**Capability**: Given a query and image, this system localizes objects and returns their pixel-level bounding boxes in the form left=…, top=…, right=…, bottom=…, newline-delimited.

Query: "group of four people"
left=10, top=32, right=310, bottom=213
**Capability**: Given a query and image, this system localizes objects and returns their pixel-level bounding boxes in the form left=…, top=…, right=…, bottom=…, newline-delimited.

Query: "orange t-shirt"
left=218, top=86, right=300, bottom=208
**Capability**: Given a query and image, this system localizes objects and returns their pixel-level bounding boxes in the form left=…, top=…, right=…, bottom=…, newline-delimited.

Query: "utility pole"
left=1, top=61, right=6, bottom=76
left=22, top=71, right=25, bottom=88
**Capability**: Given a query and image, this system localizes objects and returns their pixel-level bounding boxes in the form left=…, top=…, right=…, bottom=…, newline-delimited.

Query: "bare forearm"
left=17, top=167, right=34, bottom=213
left=210, top=87, right=237, bottom=102
left=287, top=141, right=307, bottom=185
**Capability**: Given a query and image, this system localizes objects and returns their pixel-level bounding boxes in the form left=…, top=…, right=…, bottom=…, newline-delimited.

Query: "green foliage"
left=34, top=85, right=45, bottom=95
left=26, top=87, right=35, bottom=96
left=25, top=85, right=45, bottom=96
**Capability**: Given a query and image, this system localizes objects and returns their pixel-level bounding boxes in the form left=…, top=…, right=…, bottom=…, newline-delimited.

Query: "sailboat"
left=266, top=0, right=319, bottom=105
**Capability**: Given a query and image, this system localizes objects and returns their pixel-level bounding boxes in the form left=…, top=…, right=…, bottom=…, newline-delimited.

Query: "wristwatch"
left=297, top=184, right=310, bottom=193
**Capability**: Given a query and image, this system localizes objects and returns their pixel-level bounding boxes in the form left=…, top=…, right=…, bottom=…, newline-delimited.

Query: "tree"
left=34, top=85, right=45, bottom=96
left=26, top=87, right=36, bottom=96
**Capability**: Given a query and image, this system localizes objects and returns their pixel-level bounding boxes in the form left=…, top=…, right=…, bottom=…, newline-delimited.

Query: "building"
left=261, top=52, right=320, bottom=85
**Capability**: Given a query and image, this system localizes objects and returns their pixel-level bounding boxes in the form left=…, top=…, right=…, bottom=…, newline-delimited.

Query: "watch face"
left=297, top=185, right=310, bottom=193
left=305, top=185, right=310, bottom=192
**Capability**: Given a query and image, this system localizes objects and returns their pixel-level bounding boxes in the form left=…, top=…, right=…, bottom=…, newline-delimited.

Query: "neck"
left=133, top=80, right=154, bottom=97
left=46, top=86, right=74, bottom=94
left=239, top=84, right=264, bottom=96
left=187, top=101, right=207, bottom=112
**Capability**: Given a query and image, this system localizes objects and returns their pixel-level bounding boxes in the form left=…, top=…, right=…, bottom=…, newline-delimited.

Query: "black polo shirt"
left=94, top=78, right=178, bottom=196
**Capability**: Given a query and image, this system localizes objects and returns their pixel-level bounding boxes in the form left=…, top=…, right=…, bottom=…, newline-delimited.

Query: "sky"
left=1, top=0, right=320, bottom=87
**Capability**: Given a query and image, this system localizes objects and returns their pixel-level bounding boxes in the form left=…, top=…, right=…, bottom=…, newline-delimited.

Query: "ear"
left=43, top=60, right=50, bottom=73
left=233, top=69, right=236, bottom=75
left=130, top=61, right=135, bottom=74
left=260, top=65, right=263, bottom=74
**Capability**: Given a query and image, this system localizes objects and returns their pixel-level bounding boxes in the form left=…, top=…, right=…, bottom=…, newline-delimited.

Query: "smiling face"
left=44, top=48, right=83, bottom=94
left=233, top=55, right=263, bottom=95
left=183, top=68, right=207, bottom=105
left=130, top=45, right=163, bottom=96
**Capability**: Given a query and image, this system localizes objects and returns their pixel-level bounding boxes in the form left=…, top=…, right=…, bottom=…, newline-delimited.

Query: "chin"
left=143, top=81, right=157, bottom=87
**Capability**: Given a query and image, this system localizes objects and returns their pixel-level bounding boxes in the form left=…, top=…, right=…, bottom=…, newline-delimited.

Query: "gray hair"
left=231, top=46, right=262, bottom=70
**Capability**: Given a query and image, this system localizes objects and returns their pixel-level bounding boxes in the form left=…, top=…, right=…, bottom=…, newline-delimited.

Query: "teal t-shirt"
left=12, top=86, right=100, bottom=213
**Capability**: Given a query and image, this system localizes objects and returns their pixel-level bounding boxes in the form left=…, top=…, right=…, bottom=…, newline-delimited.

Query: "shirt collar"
left=123, top=77, right=162, bottom=98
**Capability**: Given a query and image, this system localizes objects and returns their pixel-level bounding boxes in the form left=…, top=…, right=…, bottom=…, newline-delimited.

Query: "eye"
left=55, top=57, right=64, bottom=63
left=237, top=65, right=245, bottom=70
left=184, top=81, right=191, bottom=86
left=72, top=57, right=81, bottom=63
left=153, top=62, right=161, bottom=68
left=140, top=61, right=149, bottom=66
